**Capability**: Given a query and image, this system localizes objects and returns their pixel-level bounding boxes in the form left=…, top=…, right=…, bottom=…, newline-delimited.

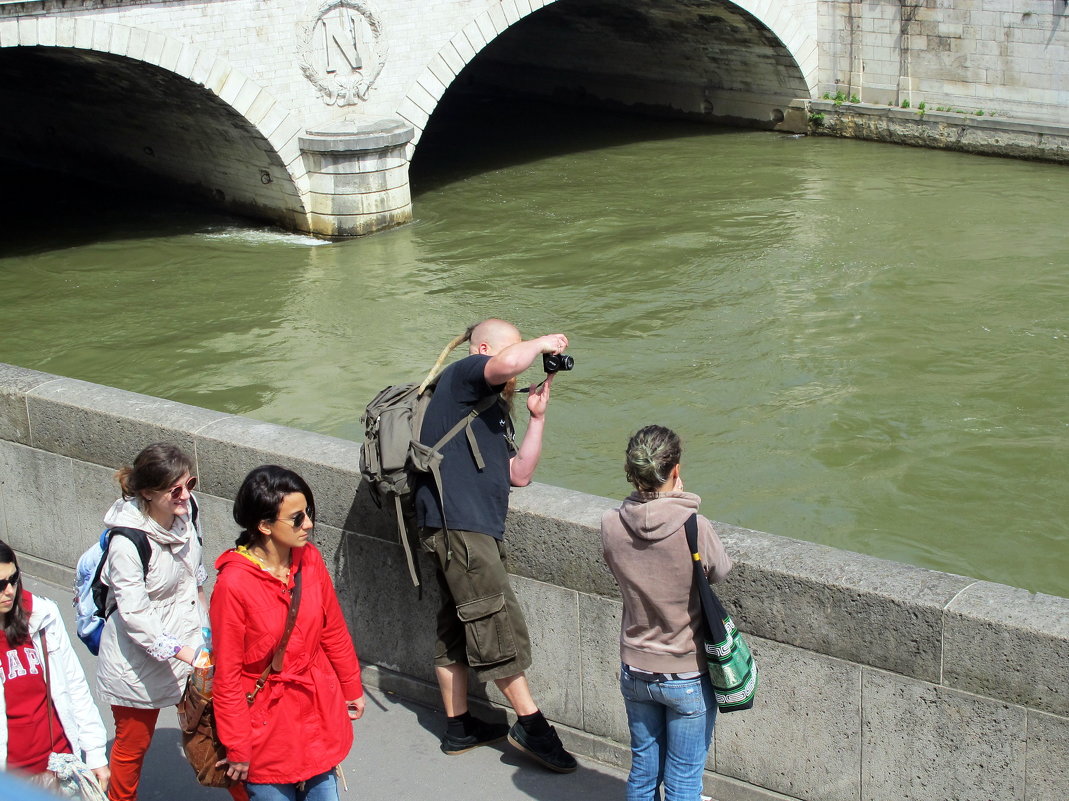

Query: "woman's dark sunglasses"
left=0, top=569, right=20, bottom=592
left=273, top=508, right=314, bottom=528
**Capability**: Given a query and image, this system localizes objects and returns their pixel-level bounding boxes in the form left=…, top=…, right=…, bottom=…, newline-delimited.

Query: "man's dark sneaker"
left=507, top=721, right=578, bottom=773
left=440, top=717, right=510, bottom=755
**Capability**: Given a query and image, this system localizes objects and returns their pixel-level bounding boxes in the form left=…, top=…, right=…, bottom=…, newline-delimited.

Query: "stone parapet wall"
left=0, top=362, right=1066, bottom=800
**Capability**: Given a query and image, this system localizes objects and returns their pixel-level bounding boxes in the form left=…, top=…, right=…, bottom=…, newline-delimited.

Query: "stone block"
left=205, top=59, right=233, bottom=96
left=159, top=35, right=184, bottom=73
left=231, top=80, right=261, bottom=117
left=336, top=530, right=435, bottom=682
left=91, top=20, right=110, bottom=53
left=306, top=164, right=409, bottom=195
left=124, top=27, right=149, bottom=61
left=305, top=208, right=412, bottom=238
left=484, top=576, right=582, bottom=729
left=943, top=581, right=1069, bottom=716
left=712, top=524, right=972, bottom=681
left=16, top=16, right=39, bottom=45
left=306, top=185, right=412, bottom=216
left=862, top=669, right=1026, bottom=801
left=502, top=0, right=524, bottom=27
left=0, top=364, right=57, bottom=445
left=25, top=378, right=227, bottom=473
left=449, top=31, right=477, bottom=63
left=715, top=638, right=861, bottom=801
left=218, top=70, right=247, bottom=107
left=1026, top=709, right=1069, bottom=801
left=0, top=19, right=18, bottom=49
left=72, top=17, right=94, bottom=50
left=192, top=415, right=362, bottom=532
left=109, top=24, right=132, bottom=57
left=437, top=45, right=466, bottom=78
left=0, top=441, right=78, bottom=568
left=577, top=592, right=628, bottom=744
left=70, top=458, right=121, bottom=555
left=142, top=30, right=168, bottom=66
left=174, top=43, right=197, bottom=79
left=189, top=492, right=241, bottom=585
left=300, top=150, right=407, bottom=175
left=505, top=482, right=619, bottom=598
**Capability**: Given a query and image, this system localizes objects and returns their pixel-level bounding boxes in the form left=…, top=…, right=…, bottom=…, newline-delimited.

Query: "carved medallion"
left=299, top=0, right=387, bottom=107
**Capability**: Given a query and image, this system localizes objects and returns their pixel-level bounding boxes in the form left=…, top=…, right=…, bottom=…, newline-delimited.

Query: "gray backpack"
left=360, top=335, right=498, bottom=586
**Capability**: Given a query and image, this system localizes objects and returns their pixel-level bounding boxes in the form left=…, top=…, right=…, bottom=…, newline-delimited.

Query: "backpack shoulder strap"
left=431, top=392, right=499, bottom=470
left=91, top=527, right=152, bottom=618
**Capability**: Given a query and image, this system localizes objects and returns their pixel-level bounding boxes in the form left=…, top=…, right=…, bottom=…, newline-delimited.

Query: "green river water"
left=2, top=105, right=1067, bottom=598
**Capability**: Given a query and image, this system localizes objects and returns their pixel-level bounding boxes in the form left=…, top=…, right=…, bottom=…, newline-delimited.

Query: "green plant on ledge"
left=850, top=95, right=860, bottom=104
left=833, top=91, right=846, bottom=107
left=901, top=98, right=911, bottom=108
left=809, top=112, right=826, bottom=127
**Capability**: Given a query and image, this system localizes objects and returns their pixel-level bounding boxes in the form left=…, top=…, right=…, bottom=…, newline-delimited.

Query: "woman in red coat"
left=211, top=465, right=364, bottom=801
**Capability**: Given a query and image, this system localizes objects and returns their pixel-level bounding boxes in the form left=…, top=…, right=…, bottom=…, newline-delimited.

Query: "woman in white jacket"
left=96, top=443, right=207, bottom=801
left=0, top=540, right=109, bottom=789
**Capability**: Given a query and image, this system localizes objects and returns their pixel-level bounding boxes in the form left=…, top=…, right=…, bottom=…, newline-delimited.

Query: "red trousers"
left=108, top=704, right=249, bottom=801
left=107, top=706, right=159, bottom=801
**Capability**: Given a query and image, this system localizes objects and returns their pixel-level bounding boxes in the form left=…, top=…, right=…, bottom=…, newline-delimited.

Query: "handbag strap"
left=246, top=568, right=303, bottom=704
left=40, top=629, right=57, bottom=749
left=684, top=514, right=730, bottom=643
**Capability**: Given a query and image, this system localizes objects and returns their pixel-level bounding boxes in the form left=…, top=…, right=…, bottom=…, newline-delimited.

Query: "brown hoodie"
left=601, top=491, right=732, bottom=673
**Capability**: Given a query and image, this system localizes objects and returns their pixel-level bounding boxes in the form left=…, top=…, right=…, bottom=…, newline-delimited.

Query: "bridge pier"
left=299, top=118, right=414, bottom=239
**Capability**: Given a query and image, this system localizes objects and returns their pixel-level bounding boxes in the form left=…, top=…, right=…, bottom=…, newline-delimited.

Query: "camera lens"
left=542, top=353, right=575, bottom=373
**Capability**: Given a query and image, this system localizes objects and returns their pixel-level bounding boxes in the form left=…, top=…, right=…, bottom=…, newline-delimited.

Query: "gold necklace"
left=238, top=545, right=291, bottom=584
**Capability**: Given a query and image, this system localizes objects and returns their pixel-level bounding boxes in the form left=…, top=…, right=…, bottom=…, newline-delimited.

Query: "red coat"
left=210, top=543, right=362, bottom=783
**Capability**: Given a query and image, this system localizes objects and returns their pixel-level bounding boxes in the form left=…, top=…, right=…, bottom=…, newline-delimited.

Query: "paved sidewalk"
left=23, top=573, right=630, bottom=801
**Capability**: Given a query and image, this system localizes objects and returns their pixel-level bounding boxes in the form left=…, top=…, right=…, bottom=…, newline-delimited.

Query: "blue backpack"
left=74, top=498, right=198, bottom=655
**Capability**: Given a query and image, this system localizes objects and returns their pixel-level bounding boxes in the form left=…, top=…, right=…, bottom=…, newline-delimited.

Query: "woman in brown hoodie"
left=601, top=425, right=732, bottom=801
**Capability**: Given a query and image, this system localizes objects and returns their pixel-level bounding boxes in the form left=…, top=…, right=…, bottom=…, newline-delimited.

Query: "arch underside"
left=434, top=0, right=809, bottom=137
left=0, top=47, right=305, bottom=230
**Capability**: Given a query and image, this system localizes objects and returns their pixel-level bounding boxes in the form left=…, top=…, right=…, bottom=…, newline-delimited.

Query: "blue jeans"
left=620, top=667, right=716, bottom=801
left=246, top=770, right=338, bottom=801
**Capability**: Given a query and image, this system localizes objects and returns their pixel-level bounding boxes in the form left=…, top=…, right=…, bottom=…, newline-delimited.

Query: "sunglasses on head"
left=162, top=476, right=198, bottom=500
left=0, top=569, right=20, bottom=592
left=273, top=508, right=314, bottom=528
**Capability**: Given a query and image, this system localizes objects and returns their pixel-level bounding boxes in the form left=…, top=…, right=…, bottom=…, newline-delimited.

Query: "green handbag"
left=684, top=514, right=758, bottom=712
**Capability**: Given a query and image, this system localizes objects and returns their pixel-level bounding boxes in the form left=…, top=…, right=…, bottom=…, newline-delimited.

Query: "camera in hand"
left=543, top=353, right=575, bottom=373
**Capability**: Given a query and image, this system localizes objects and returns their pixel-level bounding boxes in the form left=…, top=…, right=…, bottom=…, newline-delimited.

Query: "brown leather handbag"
left=179, top=572, right=303, bottom=787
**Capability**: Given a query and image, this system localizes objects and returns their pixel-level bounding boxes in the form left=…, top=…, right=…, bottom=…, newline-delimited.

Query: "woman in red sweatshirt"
left=211, top=466, right=364, bottom=801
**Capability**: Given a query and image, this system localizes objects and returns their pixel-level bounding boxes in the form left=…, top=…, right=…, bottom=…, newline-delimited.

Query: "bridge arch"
left=0, top=18, right=311, bottom=230
left=397, top=0, right=819, bottom=153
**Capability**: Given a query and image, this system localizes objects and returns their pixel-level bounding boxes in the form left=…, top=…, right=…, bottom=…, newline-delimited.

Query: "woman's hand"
left=346, top=697, right=365, bottom=720
left=91, top=765, right=110, bottom=791
left=173, top=645, right=197, bottom=665
left=217, top=757, right=249, bottom=782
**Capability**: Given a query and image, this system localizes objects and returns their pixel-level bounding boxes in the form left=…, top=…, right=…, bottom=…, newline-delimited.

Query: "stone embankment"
left=799, top=99, right=1069, bottom=163
left=1, top=362, right=1066, bottom=801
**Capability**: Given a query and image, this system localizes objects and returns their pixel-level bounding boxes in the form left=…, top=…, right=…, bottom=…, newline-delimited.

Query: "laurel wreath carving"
left=297, top=0, right=388, bottom=107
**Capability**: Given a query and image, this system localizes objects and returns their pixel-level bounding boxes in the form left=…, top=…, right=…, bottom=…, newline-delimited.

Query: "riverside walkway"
left=19, top=573, right=633, bottom=801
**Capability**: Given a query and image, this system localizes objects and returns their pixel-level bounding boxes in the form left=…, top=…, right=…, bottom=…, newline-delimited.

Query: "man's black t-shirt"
left=413, top=354, right=515, bottom=539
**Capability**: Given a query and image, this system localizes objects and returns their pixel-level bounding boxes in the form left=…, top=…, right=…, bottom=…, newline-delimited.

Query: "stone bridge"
left=1, top=0, right=1066, bottom=237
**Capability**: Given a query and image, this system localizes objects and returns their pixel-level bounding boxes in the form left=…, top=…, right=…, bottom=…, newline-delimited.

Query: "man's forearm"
left=485, top=339, right=547, bottom=386
left=509, top=416, right=546, bottom=487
